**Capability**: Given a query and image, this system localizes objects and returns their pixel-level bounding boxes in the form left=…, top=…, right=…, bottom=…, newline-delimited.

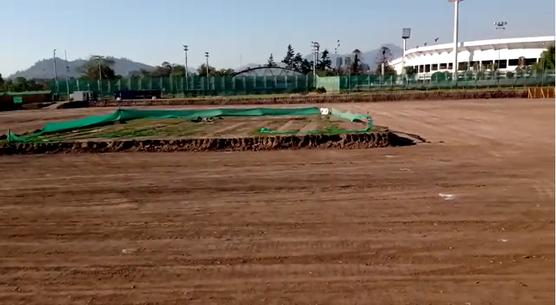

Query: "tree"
left=129, top=68, right=153, bottom=78
left=351, top=49, right=362, bottom=75
left=170, top=64, right=186, bottom=77
left=404, top=66, right=417, bottom=77
left=267, top=53, right=277, bottom=68
left=214, top=68, right=235, bottom=76
left=80, top=57, right=117, bottom=80
left=0, top=73, right=4, bottom=90
left=1, top=77, right=47, bottom=92
left=282, top=45, right=295, bottom=69
left=316, top=49, right=332, bottom=71
left=197, top=64, right=217, bottom=77
left=290, top=53, right=312, bottom=74
left=292, top=53, right=303, bottom=72
left=150, top=62, right=174, bottom=77
left=375, top=46, right=396, bottom=76
left=534, top=44, right=555, bottom=73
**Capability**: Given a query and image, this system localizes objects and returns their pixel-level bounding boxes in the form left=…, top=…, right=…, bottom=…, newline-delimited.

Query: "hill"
left=8, top=57, right=155, bottom=80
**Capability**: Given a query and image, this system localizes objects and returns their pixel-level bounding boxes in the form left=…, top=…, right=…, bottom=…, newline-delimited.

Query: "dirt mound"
left=0, top=131, right=416, bottom=155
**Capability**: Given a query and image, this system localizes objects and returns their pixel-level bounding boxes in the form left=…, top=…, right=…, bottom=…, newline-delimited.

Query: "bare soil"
left=0, top=98, right=553, bottom=305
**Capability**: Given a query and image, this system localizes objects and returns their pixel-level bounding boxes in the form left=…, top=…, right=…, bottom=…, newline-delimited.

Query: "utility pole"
left=450, top=0, right=463, bottom=81
left=53, top=49, right=59, bottom=95
left=183, top=45, right=189, bottom=92
left=64, top=50, right=70, bottom=98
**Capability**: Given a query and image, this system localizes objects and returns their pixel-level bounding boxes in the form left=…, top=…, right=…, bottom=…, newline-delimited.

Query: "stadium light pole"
left=53, top=49, right=59, bottom=95
left=450, top=0, right=463, bottom=81
left=92, top=55, right=104, bottom=96
left=494, top=21, right=507, bottom=79
left=311, top=41, right=320, bottom=87
left=402, top=28, right=411, bottom=82
left=183, top=45, right=189, bottom=92
left=334, top=40, right=341, bottom=74
left=64, top=50, right=70, bottom=98
left=205, top=51, right=210, bottom=91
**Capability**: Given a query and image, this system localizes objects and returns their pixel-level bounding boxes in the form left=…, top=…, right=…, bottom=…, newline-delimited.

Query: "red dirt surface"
left=0, top=99, right=553, bottom=304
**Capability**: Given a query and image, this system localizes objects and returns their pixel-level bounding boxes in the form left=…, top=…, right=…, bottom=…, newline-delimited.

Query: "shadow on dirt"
left=389, top=131, right=427, bottom=147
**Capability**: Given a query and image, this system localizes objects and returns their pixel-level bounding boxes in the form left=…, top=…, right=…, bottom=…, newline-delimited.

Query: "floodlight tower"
left=64, top=50, right=70, bottom=97
left=52, top=49, right=59, bottom=94
left=450, top=0, right=463, bottom=80
left=334, top=40, right=341, bottom=72
left=402, top=28, right=411, bottom=79
left=183, top=45, right=189, bottom=92
left=91, top=55, right=105, bottom=95
left=205, top=51, right=210, bottom=90
left=494, top=21, right=508, bottom=77
left=311, top=41, right=320, bottom=86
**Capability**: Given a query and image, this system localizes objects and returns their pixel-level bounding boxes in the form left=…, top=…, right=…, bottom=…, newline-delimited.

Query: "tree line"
left=0, top=76, right=49, bottom=92
left=275, top=44, right=396, bottom=76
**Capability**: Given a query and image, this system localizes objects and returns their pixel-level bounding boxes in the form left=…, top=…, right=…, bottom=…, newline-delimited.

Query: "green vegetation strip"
left=6, top=107, right=374, bottom=143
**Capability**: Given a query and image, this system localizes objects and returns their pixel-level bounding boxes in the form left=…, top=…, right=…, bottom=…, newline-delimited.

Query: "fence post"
left=76, top=79, right=80, bottom=91
left=263, top=75, right=267, bottom=92
left=305, top=75, right=309, bottom=91
left=253, top=76, right=256, bottom=93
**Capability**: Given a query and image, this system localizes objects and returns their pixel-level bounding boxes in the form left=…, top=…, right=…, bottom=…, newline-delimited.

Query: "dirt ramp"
left=0, top=130, right=416, bottom=154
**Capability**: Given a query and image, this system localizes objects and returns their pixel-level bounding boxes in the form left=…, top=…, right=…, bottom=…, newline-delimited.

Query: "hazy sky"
left=1, top=0, right=554, bottom=76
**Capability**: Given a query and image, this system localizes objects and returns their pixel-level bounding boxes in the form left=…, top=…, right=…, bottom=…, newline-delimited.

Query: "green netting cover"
left=6, top=107, right=374, bottom=143
left=258, top=108, right=373, bottom=135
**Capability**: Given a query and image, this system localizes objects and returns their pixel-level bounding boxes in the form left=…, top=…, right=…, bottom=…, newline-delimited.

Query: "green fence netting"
left=52, top=75, right=315, bottom=97
left=6, top=107, right=374, bottom=143
left=50, top=70, right=555, bottom=98
left=258, top=108, right=374, bottom=135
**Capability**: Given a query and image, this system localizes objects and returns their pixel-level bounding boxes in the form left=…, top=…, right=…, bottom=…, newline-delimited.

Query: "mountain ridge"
left=10, top=44, right=403, bottom=79
left=8, top=57, right=155, bottom=80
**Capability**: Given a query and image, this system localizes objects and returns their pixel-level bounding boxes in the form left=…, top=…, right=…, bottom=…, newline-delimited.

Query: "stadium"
left=390, top=35, right=555, bottom=80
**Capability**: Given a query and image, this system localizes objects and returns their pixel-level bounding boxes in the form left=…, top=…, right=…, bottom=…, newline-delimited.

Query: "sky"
left=1, top=0, right=554, bottom=76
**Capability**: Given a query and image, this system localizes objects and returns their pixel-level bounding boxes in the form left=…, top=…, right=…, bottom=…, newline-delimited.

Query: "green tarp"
left=6, top=107, right=374, bottom=143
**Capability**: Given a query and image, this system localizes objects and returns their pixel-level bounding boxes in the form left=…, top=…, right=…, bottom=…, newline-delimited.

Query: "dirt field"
left=0, top=99, right=553, bottom=304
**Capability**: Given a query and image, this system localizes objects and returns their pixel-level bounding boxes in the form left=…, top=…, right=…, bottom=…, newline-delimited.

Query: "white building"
left=390, top=36, right=555, bottom=80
